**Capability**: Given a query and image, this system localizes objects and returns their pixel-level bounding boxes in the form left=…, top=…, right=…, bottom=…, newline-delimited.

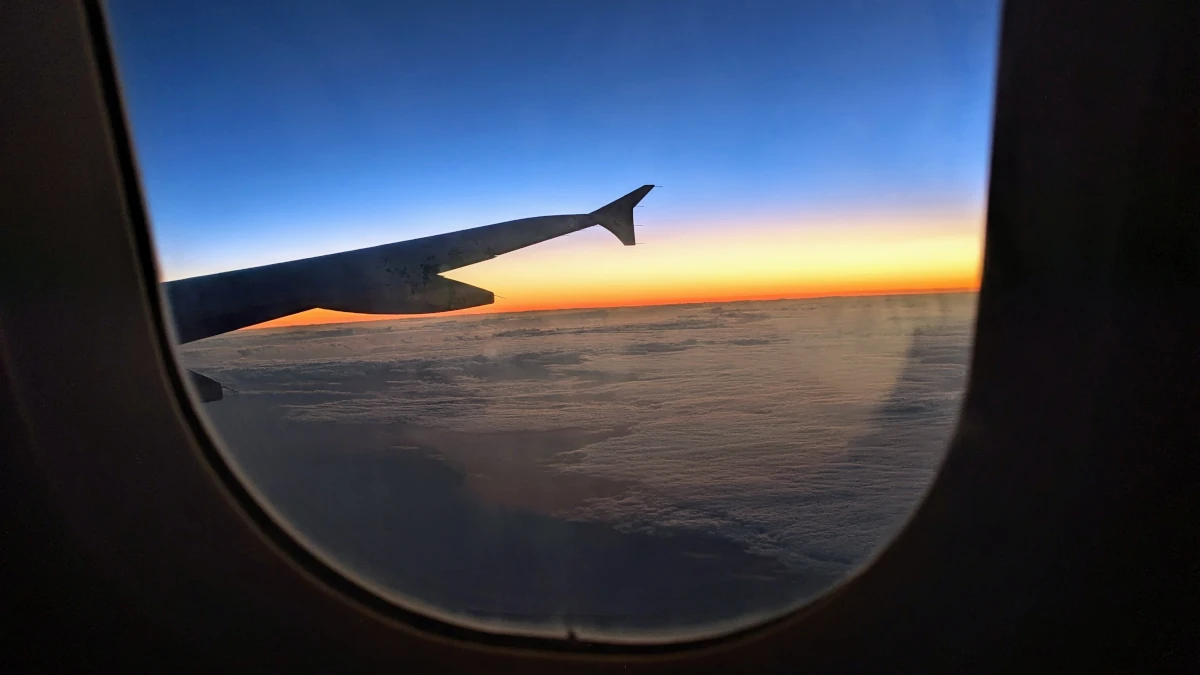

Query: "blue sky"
left=106, top=0, right=999, bottom=281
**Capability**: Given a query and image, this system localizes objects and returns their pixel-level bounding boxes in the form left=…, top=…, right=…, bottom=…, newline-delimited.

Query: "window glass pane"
left=107, top=0, right=999, bottom=641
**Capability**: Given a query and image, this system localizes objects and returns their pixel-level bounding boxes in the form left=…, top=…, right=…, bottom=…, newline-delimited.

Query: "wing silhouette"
left=164, top=185, right=655, bottom=344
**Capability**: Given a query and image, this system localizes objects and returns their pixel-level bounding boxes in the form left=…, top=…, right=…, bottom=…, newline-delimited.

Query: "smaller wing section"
left=187, top=369, right=224, bottom=403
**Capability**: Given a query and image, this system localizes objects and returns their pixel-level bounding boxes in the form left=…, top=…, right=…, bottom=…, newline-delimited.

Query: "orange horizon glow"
left=248, top=284, right=979, bottom=331
left=237, top=213, right=984, bottom=331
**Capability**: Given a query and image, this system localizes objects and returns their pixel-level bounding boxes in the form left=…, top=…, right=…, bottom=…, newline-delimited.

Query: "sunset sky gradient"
left=107, top=0, right=999, bottom=329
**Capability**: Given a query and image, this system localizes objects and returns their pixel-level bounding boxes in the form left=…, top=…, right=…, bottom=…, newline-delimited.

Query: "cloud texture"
left=179, top=293, right=975, bottom=637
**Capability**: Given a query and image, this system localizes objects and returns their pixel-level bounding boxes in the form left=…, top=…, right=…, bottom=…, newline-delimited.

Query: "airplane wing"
left=164, top=185, right=654, bottom=346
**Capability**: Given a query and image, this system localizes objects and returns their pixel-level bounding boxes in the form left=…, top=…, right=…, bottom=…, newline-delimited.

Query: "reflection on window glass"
left=108, top=0, right=999, bottom=641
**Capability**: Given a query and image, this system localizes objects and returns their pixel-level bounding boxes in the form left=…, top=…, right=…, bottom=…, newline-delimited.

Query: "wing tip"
left=591, top=185, right=655, bottom=246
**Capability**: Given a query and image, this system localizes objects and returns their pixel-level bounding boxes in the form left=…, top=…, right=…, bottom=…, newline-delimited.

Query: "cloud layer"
left=179, top=292, right=976, bottom=636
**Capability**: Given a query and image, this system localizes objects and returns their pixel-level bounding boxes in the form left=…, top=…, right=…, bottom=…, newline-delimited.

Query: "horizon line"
left=233, top=286, right=980, bottom=334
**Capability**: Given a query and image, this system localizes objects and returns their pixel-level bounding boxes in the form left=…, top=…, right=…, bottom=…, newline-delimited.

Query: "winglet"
left=590, top=185, right=654, bottom=246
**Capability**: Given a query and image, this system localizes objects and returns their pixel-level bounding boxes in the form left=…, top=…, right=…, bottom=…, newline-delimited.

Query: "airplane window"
left=105, top=0, right=999, bottom=642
